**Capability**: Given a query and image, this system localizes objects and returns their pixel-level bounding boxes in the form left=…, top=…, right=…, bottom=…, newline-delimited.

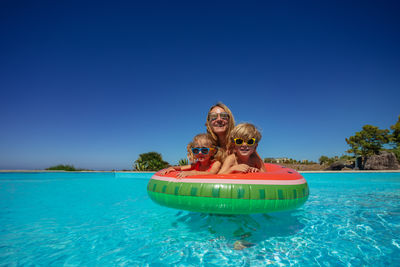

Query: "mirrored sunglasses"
left=209, top=112, right=229, bottom=121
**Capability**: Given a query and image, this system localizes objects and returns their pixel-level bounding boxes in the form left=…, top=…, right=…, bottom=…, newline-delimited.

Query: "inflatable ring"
left=147, top=163, right=309, bottom=214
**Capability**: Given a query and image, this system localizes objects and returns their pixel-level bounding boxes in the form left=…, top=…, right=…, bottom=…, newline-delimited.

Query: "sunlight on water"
left=0, top=172, right=399, bottom=266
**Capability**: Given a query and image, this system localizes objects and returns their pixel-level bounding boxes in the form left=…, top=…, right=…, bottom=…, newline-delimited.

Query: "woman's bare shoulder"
left=225, top=154, right=236, bottom=161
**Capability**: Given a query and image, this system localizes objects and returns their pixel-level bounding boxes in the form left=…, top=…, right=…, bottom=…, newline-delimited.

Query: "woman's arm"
left=218, top=155, right=235, bottom=174
left=209, top=161, right=222, bottom=174
left=218, top=155, right=252, bottom=174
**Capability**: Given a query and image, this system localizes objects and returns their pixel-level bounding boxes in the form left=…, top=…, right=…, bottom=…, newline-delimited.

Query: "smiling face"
left=205, top=103, right=235, bottom=149
left=209, top=106, right=230, bottom=135
left=229, top=123, right=261, bottom=160
left=192, top=138, right=214, bottom=163
left=233, top=140, right=257, bottom=159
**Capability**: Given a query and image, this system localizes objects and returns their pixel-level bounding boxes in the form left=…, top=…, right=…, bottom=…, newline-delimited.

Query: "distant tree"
left=178, top=158, right=189, bottom=166
left=318, top=156, right=330, bottom=165
left=339, top=155, right=354, bottom=161
left=319, top=155, right=351, bottom=165
left=390, top=115, right=400, bottom=147
left=263, top=158, right=276, bottom=163
left=387, top=115, right=400, bottom=162
left=46, top=164, right=79, bottom=171
left=345, top=125, right=390, bottom=157
left=133, top=152, right=170, bottom=171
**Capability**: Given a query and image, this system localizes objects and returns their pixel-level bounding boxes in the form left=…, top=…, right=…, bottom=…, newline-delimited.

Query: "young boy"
left=218, top=123, right=266, bottom=174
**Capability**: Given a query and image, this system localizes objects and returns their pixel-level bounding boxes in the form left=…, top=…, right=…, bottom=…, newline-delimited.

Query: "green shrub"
left=390, top=147, right=400, bottom=162
left=46, top=164, right=79, bottom=171
left=133, top=152, right=170, bottom=171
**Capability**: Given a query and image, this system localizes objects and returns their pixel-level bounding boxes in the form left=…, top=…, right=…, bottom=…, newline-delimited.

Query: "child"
left=160, top=133, right=222, bottom=178
left=218, top=123, right=266, bottom=174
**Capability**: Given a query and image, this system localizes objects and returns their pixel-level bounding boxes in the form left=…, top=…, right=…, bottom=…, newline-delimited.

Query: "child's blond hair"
left=229, top=123, right=262, bottom=152
left=186, top=133, right=223, bottom=163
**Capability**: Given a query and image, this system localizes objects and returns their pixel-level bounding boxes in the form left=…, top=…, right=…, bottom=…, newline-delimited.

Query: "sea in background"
left=0, top=171, right=399, bottom=266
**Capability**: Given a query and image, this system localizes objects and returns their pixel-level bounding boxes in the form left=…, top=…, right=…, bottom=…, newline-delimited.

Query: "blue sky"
left=1, top=0, right=399, bottom=170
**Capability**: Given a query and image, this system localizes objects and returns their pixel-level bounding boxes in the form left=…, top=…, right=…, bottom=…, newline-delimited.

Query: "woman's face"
left=209, top=106, right=230, bottom=135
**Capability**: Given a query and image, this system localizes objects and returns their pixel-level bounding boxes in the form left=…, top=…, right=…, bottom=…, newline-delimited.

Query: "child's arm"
left=252, top=153, right=267, bottom=172
left=159, top=164, right=193, bottom=175
left=259, top=160, right=267, bottom=172
left=177, top=161, right=222, bottom=178
left=240, top=153, right=266, bottom=173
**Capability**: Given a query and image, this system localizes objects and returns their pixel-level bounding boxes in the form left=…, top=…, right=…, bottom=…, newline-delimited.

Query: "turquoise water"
left=0, top=172, right=399, bottom=266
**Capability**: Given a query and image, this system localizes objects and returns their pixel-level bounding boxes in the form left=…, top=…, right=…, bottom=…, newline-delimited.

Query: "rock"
left=325, top=161, right=346, bottom=171
left=364, top=151, right=400, bottom=170
left=233, top=240, right=255, bottom=250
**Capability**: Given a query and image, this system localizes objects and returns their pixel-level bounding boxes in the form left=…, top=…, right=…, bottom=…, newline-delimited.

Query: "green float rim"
left=147, top=178, right=309, bottom=214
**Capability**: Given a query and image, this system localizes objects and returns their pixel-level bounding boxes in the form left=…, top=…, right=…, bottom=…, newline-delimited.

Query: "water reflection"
left=173, top=210, right=306, bottom=247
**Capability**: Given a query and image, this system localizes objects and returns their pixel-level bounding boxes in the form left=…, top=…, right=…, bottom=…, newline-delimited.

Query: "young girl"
left=160, top=133, right=222, bottom=178
left=218, top=123, right=266, bottom=174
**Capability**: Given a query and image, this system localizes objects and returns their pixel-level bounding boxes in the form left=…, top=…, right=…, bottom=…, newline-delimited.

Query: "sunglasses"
left=209, top=112, right=229, bottom=121
left=191, top=147, right=214, bottom=155
left=233, top=138, right=256, bottom=146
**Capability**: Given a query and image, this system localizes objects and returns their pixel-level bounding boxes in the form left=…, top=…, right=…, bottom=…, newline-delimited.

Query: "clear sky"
left=1, top=0, right=399, bottom=170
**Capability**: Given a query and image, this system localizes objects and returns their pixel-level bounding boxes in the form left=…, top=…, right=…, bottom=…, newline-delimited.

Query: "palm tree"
left=178, top=158, right=189, bottom=166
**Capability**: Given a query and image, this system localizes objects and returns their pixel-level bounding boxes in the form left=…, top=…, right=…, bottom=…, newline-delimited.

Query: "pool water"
left=0, top=172, right=399, bottom=266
